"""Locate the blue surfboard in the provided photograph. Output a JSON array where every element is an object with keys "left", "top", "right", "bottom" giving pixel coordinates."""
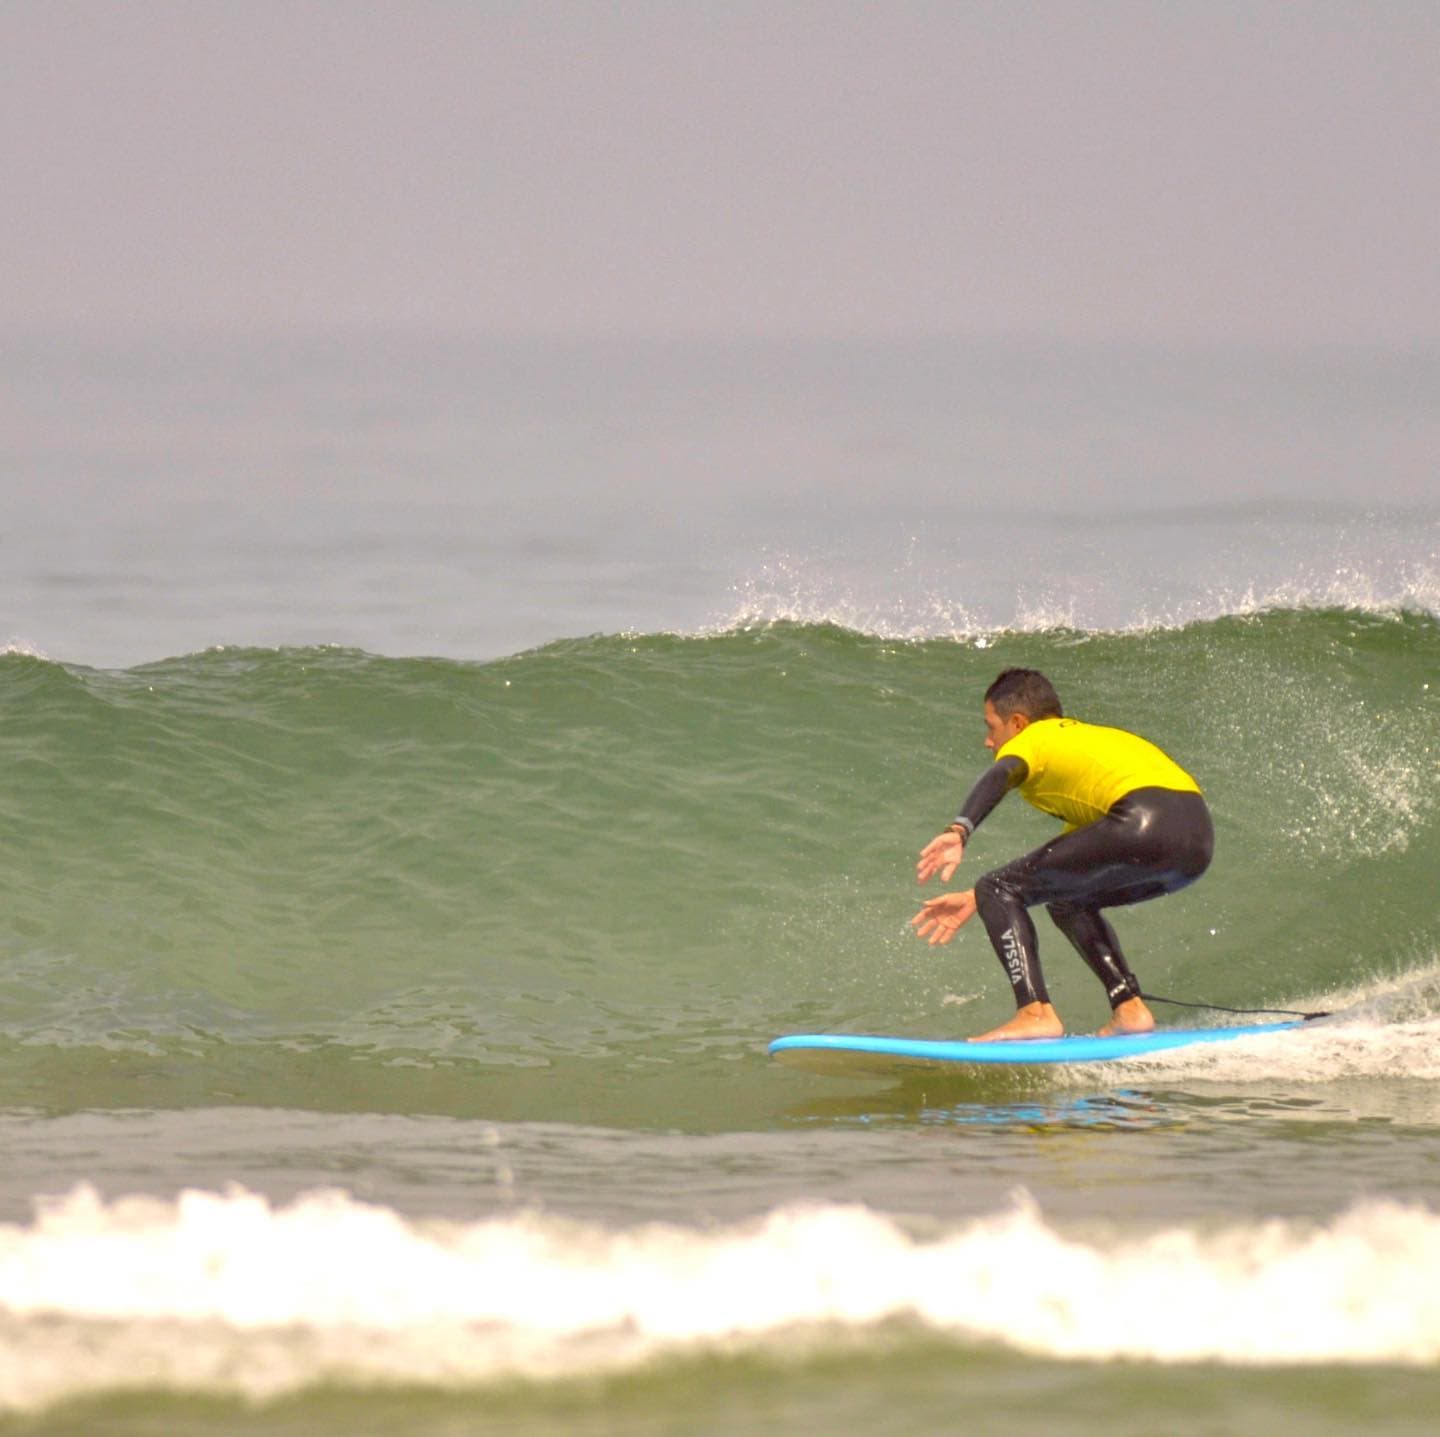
[{"left": 768, "top": 1022, "right": 1302, "bottom": 1075}]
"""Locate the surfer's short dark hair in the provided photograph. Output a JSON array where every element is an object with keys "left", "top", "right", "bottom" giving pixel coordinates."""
[{"left": 985, "top": 668, "right": 1063, "bottom": 721}]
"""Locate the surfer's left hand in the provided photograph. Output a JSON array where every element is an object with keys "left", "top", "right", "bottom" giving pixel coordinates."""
[{"left": 910, "top": 890, "right": 978, "bottom": 945}]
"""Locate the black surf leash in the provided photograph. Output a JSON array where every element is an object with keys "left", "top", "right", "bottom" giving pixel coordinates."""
[{"left": 1140, "top": 991, "right": 1332, "bottom": 1022}]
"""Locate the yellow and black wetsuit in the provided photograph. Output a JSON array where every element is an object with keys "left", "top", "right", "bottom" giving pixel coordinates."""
[{"left": 951, "top": 718, "right": 1212, "bottom": 1011}]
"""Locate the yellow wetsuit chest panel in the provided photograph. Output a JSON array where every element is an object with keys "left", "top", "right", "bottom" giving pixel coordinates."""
[{"left": 995, "top": 717, "right": 1201, "bottom": 830}]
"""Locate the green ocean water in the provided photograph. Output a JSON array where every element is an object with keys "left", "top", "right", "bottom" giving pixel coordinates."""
[
  {"left": 3, "top": 609, "right": 1436, "bottom": 1120},
  {"left": 2, "top": 608, "right": 1440, "bottom": 1432}
]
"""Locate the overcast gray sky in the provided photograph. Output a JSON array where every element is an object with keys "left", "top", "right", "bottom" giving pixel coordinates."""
[{"left": 2, "top": 1, "right": 1436, "bottom": 345}]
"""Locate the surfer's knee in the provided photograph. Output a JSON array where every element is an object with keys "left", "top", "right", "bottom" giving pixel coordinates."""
[{"left": 974, "top": 869, "right": 1021, "bottom": 920}]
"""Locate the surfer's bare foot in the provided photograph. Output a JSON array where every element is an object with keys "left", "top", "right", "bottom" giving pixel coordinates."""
[
  {"left": 969, "top": 1003, "right": 1064, "bottom": 1042},
  {"left": 1097, "top": 996, "right": 1155, "bottom": 1036}
]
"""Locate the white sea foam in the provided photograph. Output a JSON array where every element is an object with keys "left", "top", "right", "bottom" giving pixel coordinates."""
[
  {"left": 716, "top": 542, "right": 1440, "bottom": 641},
  {"left": 1095, "top": 1011, "right": 1440, "bottom": 1088},
  {"left": 1, "top": 1184, "right": 1439, "bottom": 1410}
]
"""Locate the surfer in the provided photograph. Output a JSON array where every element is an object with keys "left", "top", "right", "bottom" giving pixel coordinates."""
[{"left": 911, "top": 668, "right": 1213, "bottom": 1042}]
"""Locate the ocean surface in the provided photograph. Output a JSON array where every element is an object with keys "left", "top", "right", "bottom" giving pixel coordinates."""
[{"left": 1, "top": 335, "right": 1439, "bottom": 1434}]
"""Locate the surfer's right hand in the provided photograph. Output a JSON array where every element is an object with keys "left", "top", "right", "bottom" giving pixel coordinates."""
[{"left": 916, "top": 830, "right": 964, "bottom": 884}]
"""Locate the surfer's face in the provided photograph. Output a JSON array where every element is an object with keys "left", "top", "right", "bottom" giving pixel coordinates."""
[{"left": 983, "top": 701, "right": 1028, "bottom": 752}]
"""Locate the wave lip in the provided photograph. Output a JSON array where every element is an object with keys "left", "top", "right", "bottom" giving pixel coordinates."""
[
  {"left": 715, "top": 538, "right": 1440, "bottom": 642},
  {"left": 1, "top": 1187, "right": 1438, "bottom": 1409}
]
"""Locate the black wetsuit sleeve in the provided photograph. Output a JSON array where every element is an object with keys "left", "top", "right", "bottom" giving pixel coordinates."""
[{"left": 953, "top": 756, "right": 1028, "bottom": 837}]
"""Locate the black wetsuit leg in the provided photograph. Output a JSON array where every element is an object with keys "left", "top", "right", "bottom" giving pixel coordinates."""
[
  {"left": 1047, "top": 905, "right": 1140, "bottom": 1008},
  {"left": 972, "top": 788, "right": 1214, "bottom": 1010}
]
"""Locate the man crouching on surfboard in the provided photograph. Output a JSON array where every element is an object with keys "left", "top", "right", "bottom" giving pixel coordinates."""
[{"left": 911, "top": 668, "right": 1213, "bottom": 1042}]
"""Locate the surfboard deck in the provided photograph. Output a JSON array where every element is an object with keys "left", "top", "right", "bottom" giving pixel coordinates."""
[{"left": 768, "top": 1022, "right": 1303, "bottom": 1075}]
